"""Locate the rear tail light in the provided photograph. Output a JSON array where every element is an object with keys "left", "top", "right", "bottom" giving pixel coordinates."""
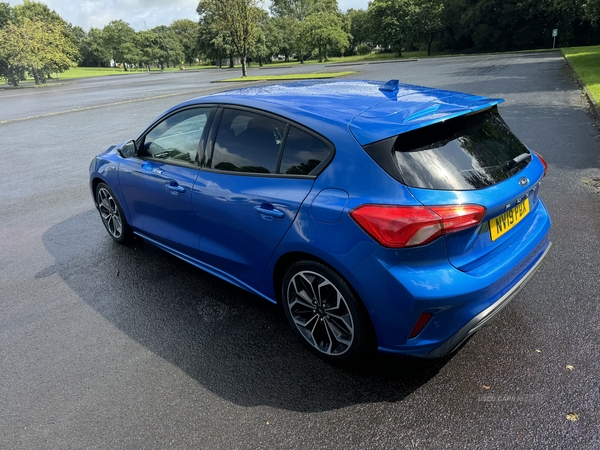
[
  {"left": 349, "top": 204, "right": 486, "bottom": 248},
  {"left": 534, "top": 151, "right": 547, "bottom": 177}
]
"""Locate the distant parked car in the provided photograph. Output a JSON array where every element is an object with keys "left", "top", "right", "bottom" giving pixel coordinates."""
[{"left": 90, "top": 80, "right": 551, "bottom": 363}]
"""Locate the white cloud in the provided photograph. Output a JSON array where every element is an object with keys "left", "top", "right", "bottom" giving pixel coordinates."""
[
  {"left": 10, "top": 0, "right": 199, "bottom": 30},
  {"left": 9, "top": 0, "right": 370, "bottom": 31}
]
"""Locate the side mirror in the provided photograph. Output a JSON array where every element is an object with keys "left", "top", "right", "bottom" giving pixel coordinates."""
[{"left": 118, "top": 140, "right": 137, "bottom": 158}]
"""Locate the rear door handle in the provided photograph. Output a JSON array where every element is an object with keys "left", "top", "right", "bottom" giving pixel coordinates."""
[{"left": 254, "top": 205, "right": 284, "bottom": 219}]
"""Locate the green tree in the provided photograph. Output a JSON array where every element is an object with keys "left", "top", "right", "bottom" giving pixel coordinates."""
[
  {"left": 152, "top": 25, "right": 184, "bottom": 69},
  {"left": 3, "top": 0, "right": 78, "bottom": 81},
  {"left": 294, "top": 20, "right": 312, "bottom": 62},
  {"left": 347, "top": 8, "right": 372, "bottom": 50},
  {"left": 136, "top": 30, "right": 161, "bottom": 69},
  {"left": 13, "top": 0, "right": 65, "bottom": 26},
  {"left": 270, "top": 0, "right": 317, "bottom": 20},
  {"left": 170, "top": 19, "right": 199, "bottom": 66},
  {"left": 271, "top": 0, "right": 343, "bottom": 62},
  {"left": 78, "top": 28, "right": 111, "bottom": 67},
  {"left": 301, "top": 11, "right": 350, "bottom": 61},
  {"left": 197, "top": 6, "right": 229, "bottom": 66},
  {"left": 0, "top": 17, "right": 77, "bottom": 85},
  {"left": 197, "top": 0, "right": 265, "bottom": 77},
  {"left": 0, "top": 2, "right": 13, "bottom": 28},
  {"left": 102, "top": 20, "right": 136, "bottom": 70},
  {"left": 368, "top": 0, "right": 417, "bottom": 56},
  {"left": 68, "top": 24, "right": 86, "bottom": 49},
  {"left": 311, "top": 0, "right": 340, "bottom": 13},
  {"left": 197, "top": 16, "right": 232, "bottom": 67},
  {"left": 250, "top": 25, "right": 268, "bottom": 65},
  {"left": 413, "top": 0, "right": 444, "bottom": 55},
  {"left": 271, "top": 17, "right": 296, "bottom": 61},
  {"left": 552, "top": 0, "right": 588, "bottom": 45},
  {"left": 251, "top": 13, "right": 281, "bottom": 64},
  {"left": 584, "top": 0, "right": 600, "bottom": 21}
]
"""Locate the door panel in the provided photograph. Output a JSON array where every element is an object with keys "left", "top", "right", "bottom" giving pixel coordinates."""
[
  {"left": 117, "top": 107, "right": 212, "bottom": 255},
  {"left": 119, "top": 159, "right": 200, "bottom": 254},
  {"left": 192, "top": 108, "right": 330, "bottom": 288},
  {"left": 193, "top": 172, "right": 314, "bottom": 288}
]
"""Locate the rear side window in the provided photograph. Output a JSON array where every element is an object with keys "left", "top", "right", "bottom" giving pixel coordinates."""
[
  {"left": 209, "top": 109, "right": 333, "bottom": 176},
  {"left": 364, "top": 109, "right": 532, "bottom": 190},
  {"left": 280, "top": 126, "right": 331, "bottom": 175},
  {"left": 211, "top": 109, "right": 285, "bottom": 174}
]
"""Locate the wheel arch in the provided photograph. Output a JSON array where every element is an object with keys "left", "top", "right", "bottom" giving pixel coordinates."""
[
  {"left": 273, "top": 251, "right": 327, "bottom": 303},
  {"left": 272, "top": 251, "right": 377, "bottom": 342},
  {"left": 91, "top": 177, "right": 105, "bottom": 206}
]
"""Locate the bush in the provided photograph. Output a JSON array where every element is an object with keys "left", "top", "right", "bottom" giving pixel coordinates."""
[{"left": 356, "top": 44, "right": 372, "bottom": 56}]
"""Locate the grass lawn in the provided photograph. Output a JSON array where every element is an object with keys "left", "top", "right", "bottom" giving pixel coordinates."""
[
  {"left": 55, "top": 65, "right": 219, "bottom": 79},
  {"left": 54, "top": 67, "right": 151, "bottom": 79},
  {"left": 563, "top": 45, "right": 600, "bottom": 104},
  {"left": 300, "top": 50, "right": 427, "bottom": 64},
  {"left": 219, "top": 71, "right": 355, "bottom": 82},
  {"left": 1, "top": 65, "right": 220, "bottom": 84}
]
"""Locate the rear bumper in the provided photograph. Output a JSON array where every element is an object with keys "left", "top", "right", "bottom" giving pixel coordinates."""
[
  {"left": 424, "top": 241, "right": 551, "bottom": 358},
  {"left": 349, "top": 199, "right": 551, "bottom": 357}
]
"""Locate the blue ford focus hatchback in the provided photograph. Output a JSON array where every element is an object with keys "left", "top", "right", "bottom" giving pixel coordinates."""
[{"left": 90, "top": 80, "right": 551, "bottom": 363}]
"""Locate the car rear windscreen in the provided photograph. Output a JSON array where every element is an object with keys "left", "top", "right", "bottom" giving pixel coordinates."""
[{"left": 363, "top": 109, "right": 532, "bottom": 190}]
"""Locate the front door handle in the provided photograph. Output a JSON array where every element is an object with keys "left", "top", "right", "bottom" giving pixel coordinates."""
[
  {"left": 254, "top": 204, "right": 284, "bottom": 219},
  {"left": 166, "top": 181, "right": 185, "bottom": 194}
]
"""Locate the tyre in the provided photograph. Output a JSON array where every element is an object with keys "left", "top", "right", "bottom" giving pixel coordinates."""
[
  {"left": 282, "top": 261, "right": 375, "bottom": 364},
  {"left": 95, "top": 182, "right": 132, "bottom": 244}
]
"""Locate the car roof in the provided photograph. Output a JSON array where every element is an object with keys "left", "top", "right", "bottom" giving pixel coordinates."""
[{"left": 176, "top": 80, "right": 503, "bottom": 145}]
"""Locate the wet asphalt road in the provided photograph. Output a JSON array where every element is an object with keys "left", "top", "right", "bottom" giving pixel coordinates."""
[{"left": 1, "top": 53, "right": 600, "bottom": 449}]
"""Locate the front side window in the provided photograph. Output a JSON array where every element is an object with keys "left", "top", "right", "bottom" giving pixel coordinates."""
[
  {"left": 211, "top": 109, "right": 285, "bottom": 174},
  {"left": 140, "top": 108, "right": 211, "bottom": 165}
]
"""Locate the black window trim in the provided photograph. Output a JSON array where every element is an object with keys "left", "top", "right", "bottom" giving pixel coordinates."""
[
  {"left": 202, "top": 104, "right": 335, "bottom": 179},
  {"left": 134, "top": 105, "right": 217, "bottom": 169}
]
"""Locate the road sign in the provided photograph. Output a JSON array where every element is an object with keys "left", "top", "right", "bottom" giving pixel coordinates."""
[{"left": 552, "top": 29, "right": 558, "bottom": 37}]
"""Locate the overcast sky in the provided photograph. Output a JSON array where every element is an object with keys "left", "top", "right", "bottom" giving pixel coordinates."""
[{"left": 9, "top": 0, "right": 370, "bottom": 31}]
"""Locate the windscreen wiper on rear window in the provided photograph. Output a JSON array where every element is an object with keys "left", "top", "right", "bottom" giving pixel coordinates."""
[{"left": 505, "top": 152, "right": 530, "bottom": 170}]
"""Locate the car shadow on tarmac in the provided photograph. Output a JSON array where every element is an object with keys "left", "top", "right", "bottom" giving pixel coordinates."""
[{"left": 38, "top": 209, "right": 453, "bottom": 413}]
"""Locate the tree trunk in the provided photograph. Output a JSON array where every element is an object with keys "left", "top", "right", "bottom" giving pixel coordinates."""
[
  {"left": 229, "top": 54, "right": 234, "bottom": 68},
  {"left": 241, "top": 55, "right": 247, "bottom": 77},
  {"left": 427, "top": 33, "right": 433, "bottom": 56},
  {"left": 31, "top": 67, "right": 41, "bottom": 85}
]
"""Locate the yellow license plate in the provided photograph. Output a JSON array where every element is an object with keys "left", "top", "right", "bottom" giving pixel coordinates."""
[{"left": 490, "top": 198, "right": 530, "bottom": 241}]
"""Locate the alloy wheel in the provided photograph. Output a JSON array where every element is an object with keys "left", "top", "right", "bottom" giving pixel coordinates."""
[
  {"left": 97, "top": 187, "right": 123, "bottom": 239},
  {"left": 286, "top": 270, "right": 355, "bottom": 356}
]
